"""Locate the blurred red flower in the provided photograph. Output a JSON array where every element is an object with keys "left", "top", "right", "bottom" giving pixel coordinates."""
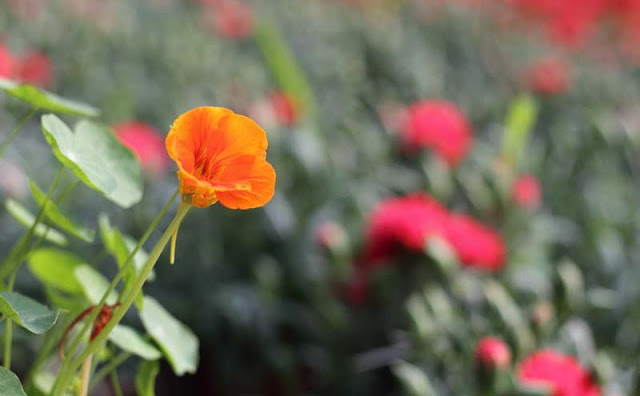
[
  {"left": 202, "top": 0, "right": 254, "bottom": 39},
  {"left": 518, "top": 350, "right": 602, "bottom": 396},
  {"left": 0, "top": 42, "right": 16, "bottom": 79},
  {"left": 512, "top": 174, "right": 541, "bottom": 209},
  {"left": 401, "top": 100, "right": 473, "bottom": 167},
  {"left": 270, "top": 92, "right": 299, "bottom": 126},
  {"left": 16, "top": 51, "right": 53, "bottom": 88},
  {"left": 361, "top": 193, "right": 449, "bottom": 268},
  {"left": 525, "top": 56, "right": 572, "bottom": 94},
  {"left": 361, "top": 193, "right": 506, "bottom": 271},
  {"left": 113, "top": 122, "right": 169, "bottom": 177},
  {"left": 444, "top": 215, "right": 505, "bottom": 272},
  {"left": 475, "top": 337, "right": 511, "bottom": 369}
]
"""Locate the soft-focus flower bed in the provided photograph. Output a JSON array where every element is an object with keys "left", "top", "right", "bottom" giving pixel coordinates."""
[{"left": 1, "top": 0, "right": 640, "bottom": 395}]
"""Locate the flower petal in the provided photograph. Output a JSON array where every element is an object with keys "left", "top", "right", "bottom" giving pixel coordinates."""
[{"left": 216, "top": 156, "right": 276, "bottom": 209}]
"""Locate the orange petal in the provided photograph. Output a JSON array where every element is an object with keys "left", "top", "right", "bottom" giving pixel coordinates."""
[{"left": 216, "top": 156, "right": 276, "bottom": 209}]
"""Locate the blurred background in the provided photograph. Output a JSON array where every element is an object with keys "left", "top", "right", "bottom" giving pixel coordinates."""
[{"left": 1, "top": 0, "right": 640, "bottom": 394}]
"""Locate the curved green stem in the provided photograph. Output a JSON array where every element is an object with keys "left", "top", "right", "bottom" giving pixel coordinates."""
[
  {"left": 52, "top": 190, "right": 180, "bottom": 395},
  {"left": 88, "top": 351, "right": 130, "bottom": 391},
  {"left": 0, "top": 107, "right": 37, "bottom": 158},
  {"left": 53, "top": 202, "right": 190, "bottom": 396}
]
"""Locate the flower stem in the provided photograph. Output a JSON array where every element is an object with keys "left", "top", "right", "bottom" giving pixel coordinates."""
[
  {"left": 88, "top": 351, "right": 130, "bottom": 391},
  {"left": 0, "top": 107, "right": 37, "bottom": 159},
  {"left": 52, "top": 193, "right": 188, "bottom": 396},
  {"left": 79, "top": 354, "right": 93, "bottom": 396},
  {"left": 59, "top": 191, "right": 179, "bottom": 365}
]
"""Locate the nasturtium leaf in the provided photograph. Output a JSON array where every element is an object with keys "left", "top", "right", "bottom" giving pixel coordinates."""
[
  {"left": 502, "top": 94, "right": 538, "bottom": 165},
  {"left": 28, "top": 248, "right": 84, "bottom": 293},
  {"left": 74, "top": 265, "right": 118, "bottom": 305},
  {"left": 41, "top": 114, "right": 143, "bottom": 208},
  {"left": 5, "top": 199, "right": 67, "bottom": 246},
  {"left": 29, "top": 181, "right": 95, "bottom": 242},
  {"left": 0, "top": 366, "right": 27, "bottom": 396},
  {"left": 139, "top": 296, "right": 199, "bottom": 376},
  {"left": 0, "top": 292, "right": 59, "bottom": 334},
  {"left": 109, "top": 325, "right": 162, "bottom": 360},
  {"left": 0, "top": 78, "right": 98, "bottom": 117},
  {"left": 135, "top": 360, "right": 160, "bottom": 396}
]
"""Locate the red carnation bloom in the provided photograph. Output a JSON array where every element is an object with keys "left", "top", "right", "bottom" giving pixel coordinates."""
[
  {"left": 518, "top": 350, "right": 602, "bottom": 396},
  {"left": 0, "top": 42, "right": 16, "bottom": 79},
  {"left": 512, "top": 175, "right": 541, "bottom": 209},
  {"left": 475, "top": 337, "right": 511, "bottom": 369},
  {"left": 444, "top": 214, "right": 505, "bottom": 272},
  {"left": 361, "top": 193, "right": 506, "bottom": 271},
  {"left": 401, "top": 100, "right": 473, "bottom": 167},
  {"left": 16, "top": 51, "right": 53, "bottom": 88},
  {"left": 113, "top": 122, "right": 169, "bottom": 177},
  {"left": 525, "top": 56, "right": 572, "bottom": 94},
  {"left": 361, "top": 193, "right": 449, "bottom": 268}
]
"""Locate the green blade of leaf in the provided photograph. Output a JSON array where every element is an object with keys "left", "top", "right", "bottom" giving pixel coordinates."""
[
  {"left": 74, "top": 265, "right": 119, "bottom": 305},
  {"left": 0, "top": 366, "right": 27, "bottom": 396},
  {"left": 0, "top": 78, "right": 98, "bottom": 117},
  {"left": 502, "top": 94, "right": 538, "bottom": 166},
  {"left": 139, "top": 296, "right": 199, "bottom": 376},
  {"left": 41, "top": 114, "right": 143, "bottom": 208},
  {"left": 29, "top": 180, "right": 95, "bottom": 242},
  {"left": 5, "top": 199, "right": 67, "bottom": 246},
  {"left": 391, "top": 361, "right": 436, "bottom": 396},
  {"left": 109, "top": 325, "right": 161, "bottom": 360},
  {"left": 135, "top": 360, "right": 160, "bottom": 396},
  {"left": 0, "top": 292, "right": 59, "bottom": 334},
  {"left": 27, "top": 248, "right": 85, "bottom": 293}
]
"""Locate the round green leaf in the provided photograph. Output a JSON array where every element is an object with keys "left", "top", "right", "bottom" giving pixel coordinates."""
[
  {"left": 74, "top": 265, "right": 119, "bottom": 305},
  {"left": 0, "top": 292, "right": 59, "bottom": 334},
  {"left": 0, "top": 367, "right": 27, "bottom": 396},
  {"left": 109, "top": 325, "right": 162, "bottom": 360},
  {"left": 28, "top": 248, "right": 85, "bottom": 294},
  {"left": 41, "top": 114, "right": 143, "bottom": 208},
  {"left": 5, "top": 199, "right": 67, "bottom": 246},
  {"left": 0, "top": 78, "right": 98, "bottom": 117},
  {"left": 139, "top": 296, "right": 199, "bottom": 376},
  {"left": 29, "top": 180, "right": 95, "bottom": 242}
]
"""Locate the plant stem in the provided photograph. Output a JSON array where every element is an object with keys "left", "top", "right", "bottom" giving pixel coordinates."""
[
  {"left": 3, "top": 314, "right": 11, "bottom": 369},
  {"left": 60, "top": 191, "right": 178, "bottom": 364},
  {"left": 110, "top": 371, "right": 124, "bottom": 396},
  {"left": 51, "top": 191, "right": 182, "bottom": 396},
  {"left": 88, "top": 351, "right": 130, "bottom": 391},
  {"left": 0, "top": 107, "right": 37, "bottom": 158},
  {"left": 0, "top": 164, "right": 65, "bottom": 282},
  {"left": 54, "top": 203, "right": 190, "bottom": 396},
  {"left": 79, "top": 354, "right": 93, "bottom": 396}
]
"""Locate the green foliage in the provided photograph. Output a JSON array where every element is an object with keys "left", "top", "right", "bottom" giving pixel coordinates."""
[
  {"left": 5, "top": 200, "right": 67, "bottom": 246},
  {"left": 0, "top": 79, "right": 98, "bottom": 117},
  {"left": 0, "top": 367, "right": 27, "bottom": 396},
  {"left": 135, "top": 360, "right": 160, "bottom": 396},
  {"left": 0, "top": 292, "right": 59, "bottom": 334},
  {"left": 27, "top": 248, "right": 84, "bottom": 293},
  {"left": 139, "top": 296, "right": 199, "bottom": 376},
  {"left": 40, "top": 115, "right": 143, "bottom": 208},
  {"left": 29, "top": 181, "right": 94, "bottom": 242},
  {"left": 108, "top": 325, "right": 161, "bottom": 361}
]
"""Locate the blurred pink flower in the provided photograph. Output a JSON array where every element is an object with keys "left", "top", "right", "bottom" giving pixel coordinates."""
[
  {"left": 401, "top": 100, "right": 473, "bottom": 167},
  {"left": 512, "top": 174, "right": 541, "bottom": 209},
  {"left": 518, "top": 350, "right": 602, "bottom": 396},
  {"left": 475, "top": 337, "right": 511, "bottom": 369},
  {"left": 315, "top": 221, "right": 348, "bottom": 251},
  {"left": 525, "top": 56, "right": 572, "bottom": 94},
  {"left": 360, "top": 193, "right": 506, "bottom": 271},
  {"left": 113, "top": 122, "right": 169, "bottom": 177},
  {"left": 16, "top": 51, "right": 53, "bottom": 88},
  {"left": 0, "top": 42, "right": 16, "bottom": 79},
  {"left": 270, "top": 92, "right": 299, "bottom": 126},
  {"left": 0, "top": 161, "right": 28, "bottom": 199},
  {"left": 202, "top": 0, "right": 254, "bottom": 39},
  {"left": 443, "top": 214, "right": 506, "bottom": 272}
]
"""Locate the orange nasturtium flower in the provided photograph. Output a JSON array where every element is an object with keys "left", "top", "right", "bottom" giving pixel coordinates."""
[{"left": 166, "top": 107, "right": 276, "bottom": 209}]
